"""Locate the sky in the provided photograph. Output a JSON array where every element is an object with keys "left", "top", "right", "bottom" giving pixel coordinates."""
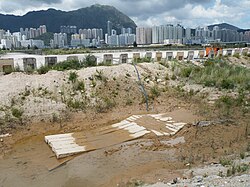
[{"left": 0, "top": 0, "right": 249, "bottom": 29}]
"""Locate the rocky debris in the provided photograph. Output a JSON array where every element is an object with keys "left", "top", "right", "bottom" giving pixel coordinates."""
[
  {"left": 144, "top": 155, "right": 250, "bottom": 187},
  {"left": 160, "top": 137, "right": 185, "bottom": 146},
  {"left": 144, "top": 174, "right": 250, "bottom": 187},
  {"left": 194, "top": 119, "right": 235, "bottom": 127}
]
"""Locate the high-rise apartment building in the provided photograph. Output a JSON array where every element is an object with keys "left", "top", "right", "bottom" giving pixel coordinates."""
[
  {"left": 107, "top": 21, "right": 112, "bottom": 36},
  {"left": 152, "top": 26, "right": 159, "bottom": 44},
  {"left": 60, "top": 26, "right": 77, "bottom": 34},
  {"left": 53, "top": 33, "right": 67, "bottom": 48}
]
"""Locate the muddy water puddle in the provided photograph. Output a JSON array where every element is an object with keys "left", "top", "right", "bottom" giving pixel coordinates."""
[
  {"left": 0, "top": 109, "right": 200, "bottom": 186},
  {"left": 0, "top": 134, "right": 182, "bottom": 187}
]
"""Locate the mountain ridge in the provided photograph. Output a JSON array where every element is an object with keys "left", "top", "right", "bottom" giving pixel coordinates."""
[
  {"left": 0, "top": 4, "right": 137, "bottom": 33},
  {"left": 207, "top": 23, "right": 249, "bottom": 33}
]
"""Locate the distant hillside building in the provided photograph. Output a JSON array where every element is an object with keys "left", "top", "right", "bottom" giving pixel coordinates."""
[
  {"left": 136, "top": 27, "right": 152, "bottom": 45},
  {"left": 20, "top": 25, "right": 47, "bottom": 39},
  {"left": 20, "top": 39, "right": 44, "bottom": 48},
  {"left": 60, "top": 26, "right": 77, "bottom": 34},
  {"left": 52, "top": 33, "right": 68, "bottom": 48}
]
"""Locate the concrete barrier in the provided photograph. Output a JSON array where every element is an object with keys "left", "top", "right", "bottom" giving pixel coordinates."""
[
  {"left": 176, "top": 52, "right": 184, "bottom": 61},
  {"left": 103, "top": 54, "right": 113, "bottom": 64},
  {"left": 187, "top": 51, "right": 194, "bottom": 60},
  {"left": 234, "top": 49, "right": 240, "bottom": 55},
  {"left": 45, "top": 57, "right": 57, "bottom": 67},
  {"left": 156, "top": 52, "right": 162, "bottom": 61},
  {"left": 208, "top": 50, "right": 215, "bottom": 58},
  {"left": 145, "top": 52, "right": 152, "bottom": 59},
  {"left": 242, "top": 48, "right": 249, "bottom": 55},
  {"left": 23, "top": 57, "right": 37, "bottom": 71},
  {"left": 119, "top": 54, "right": 128, "bottom": 64},
  {"left": 166, "top": 52, "right": 173, "bottom": 60},
  {"left": 86, "top": 55, "right": 97, "bottom": 65},
  {"left": 198, "top": 51, "right": 205, "bottom": 59},
  {"left": 226, "top": 49, "right": 233, "bottom": 56},
  {"left": 133, "top": 53, "right": 141, "bottom": 62},
  {"left": 0, "top": 58, "right": 14, "bottom": 75},
  {"left": 217, "top": 50, "right": 223, "bottom": 57}
]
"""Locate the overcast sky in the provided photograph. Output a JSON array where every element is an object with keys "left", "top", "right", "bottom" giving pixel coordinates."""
[{"left": 0, "top": 0, "right": 249, "bottom": 28}]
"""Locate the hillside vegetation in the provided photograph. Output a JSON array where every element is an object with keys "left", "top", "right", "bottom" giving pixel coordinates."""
[{"left": 0, "top": 4, "right": 137, "bottom": 33}]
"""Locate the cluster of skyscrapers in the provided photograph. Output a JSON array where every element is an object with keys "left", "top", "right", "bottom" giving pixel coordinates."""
[
  {"left": 136, "top": 24, "right": 250, "bottom": 45},
  {"left": 50, "top": 21, "right": 136, "bottom": 48},
  {"left": 0, "top": 25, "right": 47, "bottom": 49},
  {"left": 70, "top": 28, "right": 104, "bottom": 47},
  {"left": 104, "top": 21, "right": 136, "bottom": 47},
  {"left": 20, "top": 25, "right": 47, "bottom": 40},
  {"left": 1, "top": 22, "right": 250, "bottom": 49}
]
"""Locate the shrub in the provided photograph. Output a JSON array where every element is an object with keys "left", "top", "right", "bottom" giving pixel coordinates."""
[
  {"left": 180, "top": 67, "right": 192, "bottom": 78},
  {"left": 125, "top": 98, "right": 133, "bottom": 106},
  {"left": 220, "top": 79, "right": 235, "bottom": 89},
  {"left": 52, "top": 60, "right": 84, "bottom": 71},
  {"left": 11, "top": 108, "right": 23, "bottom": 118},
  {"left": 37, "top": 66, "right": 50, "bottom": 74},
  {"left": 75, "top": 80, "right": 85, "bottom": 92},
  {"left": 84, "top": 55, "right": 97, "bottom": 67},
  {"left": 219, "top": 158, "right": 232, "bottom": 166},
  {"left": 96, "top": 97, "right": 116, "bottom": 113},
  {"left": 204, "top": 79, "right": 216, "bottom": 87},
  {"left": 25, "top": 66, "right": 34, "bottom": 74},
  {"left": 94, "top": 70, "right": 107, "bottom": 82},
  {"left": 150, "top": 85, "right": 160, "bottom": 99},
  {"left": 98, "top": 61, "right": 112, "bottom": 66},
  {"left": 67, "top": 99, "right": 86, "bottom": 110},
  {"left": 142, "top": 57, "right": 151, "bottom": 63},
  {"left": 233, "top": 53, "right": 240, "bottom": 59},
  {"left": 68, "top": 72, "right": 78, "bottom": 83},
  {"left": 3, "top": 66, "right": 13, "bottom": 75},
  {"left": 240, "top": 152, "right": 245, "bottom": 159},
  {"left": 171, "top": 74, "right": 177, "bottom": 80}
]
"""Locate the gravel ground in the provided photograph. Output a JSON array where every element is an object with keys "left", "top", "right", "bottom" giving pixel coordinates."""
[
  {"left": 145, "top": 174, "right": 250, "bottom": 187},
  {"left": 145, "top": 156, "right": 250, "bottom": 187}
]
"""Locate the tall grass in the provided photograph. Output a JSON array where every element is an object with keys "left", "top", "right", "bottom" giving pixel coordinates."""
[{"left": 178, "top": 60, "right": 250, "bottom": 90}]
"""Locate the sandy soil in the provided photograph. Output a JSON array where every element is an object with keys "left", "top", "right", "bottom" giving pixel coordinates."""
[{"left": 0, "top": 62, "right": 249, "bottom": 186}]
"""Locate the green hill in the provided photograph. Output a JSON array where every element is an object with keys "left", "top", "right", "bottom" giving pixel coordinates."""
[{"left": 0, "top": 4, "right": 137, "bottom": 33}]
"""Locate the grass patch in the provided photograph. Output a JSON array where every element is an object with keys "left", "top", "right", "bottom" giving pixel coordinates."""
[
  {"left": 215, "top": 93, "right": 249, "bottom": 116},
  {"left": 54, "top": 60, "right": 84, "bottom": 71},
  {"left": 96, "top": 97, "right": 116, "bottom": 113},
  {"left": 219, "top": 158, "right": 232, "bottom": 166},
  {"left": 150, "top": 85, "right": 161, "bottom": 99},
  {"left": 94, "top": 70, "right": 108, "bottom": 83},
  {"left": 177, "top": 60, "right": 250, "bottom": 90},
  {"left": 233, "top": 53, "right": 240, "bottom": 59},
  {"left": 180, "top": 67, "right": 193, "bottom": 78},
  {"left": 37, "top": 66, "right": 50, "bottom": 74},
  {"left": 74, "top": 80, "right": 85, "bottom": 92},
  {"left": 66, "top": 99, "right": 86, "bottom": 110},
  {"left": 43, "top": 48, "right": 91, "bottom": 55},
  {"left": 240, "top": 152, "right": 245, "bottom": 159}
]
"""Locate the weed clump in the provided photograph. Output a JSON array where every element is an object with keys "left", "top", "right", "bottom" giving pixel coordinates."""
[{"left": 11, "top": 108, "right": 23, "bottom": 118}]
